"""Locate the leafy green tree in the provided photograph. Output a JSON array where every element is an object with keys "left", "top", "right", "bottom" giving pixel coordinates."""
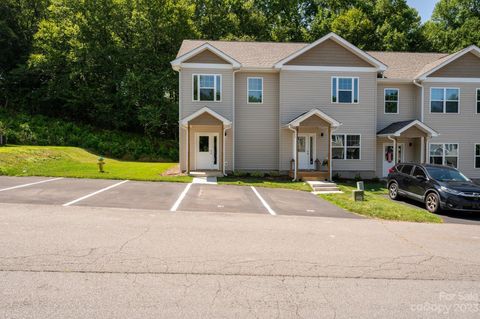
[{"left": 424, "top": 0, "right": 480, "bottom": 52}]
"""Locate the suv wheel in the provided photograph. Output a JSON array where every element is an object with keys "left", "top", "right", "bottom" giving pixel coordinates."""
[
  {"left": 388, "top": 182, "right": 400, "bottom": 200},
  {"left": 425, "top": 192, "right": 440, "bottom": 213}
]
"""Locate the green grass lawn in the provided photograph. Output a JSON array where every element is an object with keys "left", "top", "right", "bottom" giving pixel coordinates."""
[
  {"left": 320, "top": 181, "right": 443, "bottom": 223},
  {"left": 218, "top": 176, "right": 311, "bottom": 191},
  {"left": 0, "top": 145, "right": 191, "bottom": 183}
]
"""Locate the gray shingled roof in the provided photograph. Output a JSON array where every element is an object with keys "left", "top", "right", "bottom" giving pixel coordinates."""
[
  {"left": 377, "top": 120, "right": 417, "bottom": 135},
  {"left": 177, "top": 39, "right": 454, "bottom": 80}
]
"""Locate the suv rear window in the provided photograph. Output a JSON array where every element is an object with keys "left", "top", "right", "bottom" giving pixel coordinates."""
[{"left": 401, "top": 164, "right": 414, "bottom": 175}]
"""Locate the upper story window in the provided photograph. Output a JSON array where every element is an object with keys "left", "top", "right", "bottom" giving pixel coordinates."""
[
  {"left": 193, "top": 74, "right": 221, "bottom": 102},
  {"left": 332, "top": 134, "right": 361, "bottom": 160},
  {"left": 332, "top": 77, "right": 359, "bottom": 104},
  {"left": 477, "top": 89, "right": 480, "bottom": 114},
  {"left": 429, "top": 143, "right": 459, "bottom": 168},
  {"left": 247, "top": 77, "right": 263, "bottom": 104},
  {"left": 430, "top": 88, "right": 459, "bottom": 113},
  {"left": 384, "top": 88, "right": 399, "bottom": 114}
]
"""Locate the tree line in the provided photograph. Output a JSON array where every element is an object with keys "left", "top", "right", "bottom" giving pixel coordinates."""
[{"left": 1, "top": 0, "right": 479, "bottom": 140}]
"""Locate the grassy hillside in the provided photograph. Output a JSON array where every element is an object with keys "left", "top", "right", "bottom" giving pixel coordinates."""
[
  {"left": 0, "top": 110, "right": 178, "bottom": 161},
  {"left": 0, "top": 145, "right": 190, "bottom": 182}
]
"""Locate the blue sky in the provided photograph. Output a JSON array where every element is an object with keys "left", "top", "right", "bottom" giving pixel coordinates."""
[{"left": 407, "top": 0, "right": 440, "bottom": 22}]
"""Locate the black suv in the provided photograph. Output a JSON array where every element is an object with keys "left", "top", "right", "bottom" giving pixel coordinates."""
[{"left": 387, "top": 163, "right": 480, "bottom": 213}]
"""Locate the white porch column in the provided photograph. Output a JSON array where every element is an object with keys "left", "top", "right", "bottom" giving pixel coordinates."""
[
  {"left": 329, "top": 126, "right": 332, "bottom": 181},
  {"left": 393, "top": 138, "right": 397, "bottom": 164},
  {"left": 420, "top": 136, "right": 425, "bottom": 164},
  {"left": 294, "top": 127, "right": 298, "bottom": 181}
]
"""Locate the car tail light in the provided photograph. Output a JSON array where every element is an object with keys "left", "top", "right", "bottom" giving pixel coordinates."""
[{"left": 388, "top": 167, "right": 396, "bottom": 174}]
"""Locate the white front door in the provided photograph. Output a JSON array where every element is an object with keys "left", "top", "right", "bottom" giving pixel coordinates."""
[
  {"left": 382, "top": 143, "right": 404, "bottom": 177},
  {"left": 298, "top": 134, "right": 316, "bottom": 170},
  {"left": 196, "top": 133, "right": 219, "bottom": 170}
]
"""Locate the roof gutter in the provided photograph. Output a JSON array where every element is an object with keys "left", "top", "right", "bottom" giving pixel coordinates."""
[{"left": 413, "top": 79, "right": 424, "bottom": 122}]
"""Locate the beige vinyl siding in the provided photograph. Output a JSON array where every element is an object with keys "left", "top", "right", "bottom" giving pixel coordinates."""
[
  {"left": 235, "top": 72, "right": 279, "bottom": 170},
  {"left": 429, "top": 53, "right": 480, "bottom": 78},
  {"left": 184, "top": 50, "right": 230, "bottom": 64},
  {"left": 423, "top": 81, "right": 480, "bottom": 178},
  {"left": 279, "top": 70, "right": 377, "bottom": 172},
  {"left": 179, "top": 68, "right": 233, "bottom": 171},
  {"left": 285, "top": 39, "right": 373, "bottom": 67},
  {"left": 377, "top": 83, "right": 419, "bottom": 131}
]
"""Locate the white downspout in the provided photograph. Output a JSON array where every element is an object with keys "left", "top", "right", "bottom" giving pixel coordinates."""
[
  {"left": 232, "top": 69, "right": 240, "bottom": 173},
  {"left": 413, "top": 80, "right": 424, "bottom": 122},
  {"left": 287, "top": 126, "right": 297, "bottom": 181},
  {"left": 222, "top": 127, "right": 227, "bottom": 176}
]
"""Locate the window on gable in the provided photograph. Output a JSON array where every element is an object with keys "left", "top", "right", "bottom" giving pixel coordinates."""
[
  {"left": 247, "top": 77, "right": 263, "bottom": 104},
  {"left": 332, "top": 134, "right": 360, "bottom": 160},
  {"left": 332, "top": 77, "right": 358, "bottom": 104},
  {"left": 384, "top": 88, "right": 399, "bottom": 114},
  {"left": 430, "top": 88, "right": 459, "bottom": 113},
  {"left": 429, "top": 143, "right": 459, "bottom": 168},
  {"left": 193, "top": 74, "right": 221, "bottom": 102}
]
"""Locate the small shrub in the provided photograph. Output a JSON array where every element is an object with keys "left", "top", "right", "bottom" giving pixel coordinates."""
[
  {"left": 354, "top": 174, "right": 362, "bottom": 182},
  {"left": 267, "top": 171, "right": 280, "bottom": 177},
  {"left": 370, "top": 177, "right": 380, "bottom": 183},
  {"left": 250, "top": 171, "right": 265, "bottom": 178},
  {"left": 333, "top": 172, "right": 341, "bottom": 181}
]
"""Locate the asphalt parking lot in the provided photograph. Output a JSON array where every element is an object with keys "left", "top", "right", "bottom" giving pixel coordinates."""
[{"left": 0, "top": 176, "right": 356, "bottom": 219}]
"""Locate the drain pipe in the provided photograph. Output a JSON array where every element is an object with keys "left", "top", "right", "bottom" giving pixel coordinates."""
[
  {"left": 232, "top": 69, "right": 240, "bottom": 173},
  {"left": 287, "top": 125, "right": 297, "bottom": 181},
  {"left": 413, "top": 80, "right": 424, "bottom": 122}
]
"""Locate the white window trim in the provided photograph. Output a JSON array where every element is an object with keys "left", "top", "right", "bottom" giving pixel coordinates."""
[
  {"left": 247, "top": 77, "right": 263, "bottom": 104},
  {"left": 475, "top": 144, "right": 480, "bottom": 169},
  {"left": 384, "top": 88, "right": 400, "bottom": 114},
  {"left": 331, "top": 77, "right": 359, "bottom": 104},
  {"left": 476, "top": 88, "right": 480, "bottom": 114},
  {"left": 332, "top": 133, "right": 362, "bottom": 160},
  {"left": 192, "top": 74, "right": 222, "bottom": 102},
  {"left": 428, "top": 143, "right": 460, "bottom": 168},
  {"left": 429, "top": 87, "right": 460, "bottom": 114}
]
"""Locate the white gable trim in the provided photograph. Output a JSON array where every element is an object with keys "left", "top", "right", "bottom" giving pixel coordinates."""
[
  {"left": 274, "top": 32, "right": 387, "bottom": 71},
  {"left": 171, "top": 43, "right": 241, "bottom": 71},
  {"left": 181, "top": 63, "right": 233, "bottom": 70},
  {"left": 378, "top": 120, "right": 439, "bottom": 137},
  {"left": 281, "top": 65, "right": 377, "bottom": 72},
  {"left": 180, "top": 107, "right": 232, "bottom": 128},
  {"left": 286, "top": 109, "right": 342, "bottom": 128},
  {"left": 417, "top": 45, "right": 480, "bottom": 80},
  {"left": 423, "top": 77, "right": 480, "bottom": 83}
]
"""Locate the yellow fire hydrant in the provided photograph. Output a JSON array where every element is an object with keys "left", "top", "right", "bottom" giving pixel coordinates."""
[{"left": 97, "top": 157, "right": 105, "bottom": 173}]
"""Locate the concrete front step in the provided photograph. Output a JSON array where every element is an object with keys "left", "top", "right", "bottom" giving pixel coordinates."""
[
  {"left": 189, "top": 171, "right": 224, "bottom": 177},
  {"left": 307, "top": 181, "right": 342, "bottom": 194}
]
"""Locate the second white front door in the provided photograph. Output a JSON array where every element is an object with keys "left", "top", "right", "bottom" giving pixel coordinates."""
[
  {"left": 298, "top": 133, "right": 316, "bottom": 170},
  {"left": 382, "top": 143, "right": 404, "bottom": 177},
  {"left": 196, "top": 133, "right": 219, "bottom": 170}
]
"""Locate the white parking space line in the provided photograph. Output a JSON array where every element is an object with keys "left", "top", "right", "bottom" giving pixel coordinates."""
[
  {"left": 170, "top": 183, "right": 192, "bottom": 212},
  {"left": 251, "top": 186, "right": 276, "bottom": 216},
  {"left": 0, "top": 177, "right": 64, "bottom": 192},
  {"left": 63, "top": 180, "right": 129, "bottom": 207}
]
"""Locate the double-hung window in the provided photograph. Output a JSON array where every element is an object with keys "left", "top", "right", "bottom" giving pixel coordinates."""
[
  {"left": 430, "top": 88, "right": 459, "bottom": 113},
  {"left": 332, "top": 134, "right": 361, "bottom": 160},
  {"left": 476, "top": 89, "right": 480, "bottom": 114},
  {"left": 429, "top": 143, "right": 459, "bottom": 168},
  {"left": 384, "top": 88, "right": 399, "bottom": 114},
  {"left": 193, "top": 74, "right": 221, "bottom": 102},
  {"left": 247, "top": 77, "right": 263, "bottom": 104},
  {"left": 332, "top": 77, "right": 359, "bottom": 104},
  {"left": 475, "top": 144, "right": 480, "bottom": 169}
]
